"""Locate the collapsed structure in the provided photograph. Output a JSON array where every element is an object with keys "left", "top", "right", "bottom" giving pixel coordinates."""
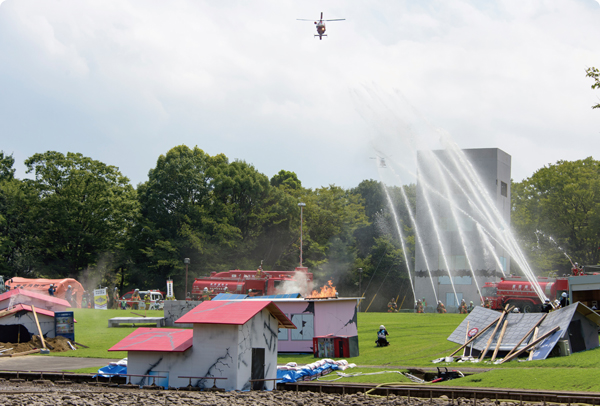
[
  {"left": 0, "top": 289, "right": 71, "bottom": 342},
  {"left": 447, "top": 303, "right": 600, "bottom": 361}
]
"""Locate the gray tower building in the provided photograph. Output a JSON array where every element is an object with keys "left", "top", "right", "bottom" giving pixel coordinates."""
[{"left": 414, "top": 148, "right": 511, "bottom": 312}]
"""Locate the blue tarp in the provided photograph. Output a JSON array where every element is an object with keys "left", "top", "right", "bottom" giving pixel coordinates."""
[
  {"left": 97, "top": 363, "right": 127, "bottom": 377},
  {"left": 276, "top": 362, "right": 340, "bottom": 383}
]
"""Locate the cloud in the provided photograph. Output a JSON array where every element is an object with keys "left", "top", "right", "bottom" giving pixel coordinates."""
[{"left": 0, "top": 0, "right": 599, "bottom": 188}]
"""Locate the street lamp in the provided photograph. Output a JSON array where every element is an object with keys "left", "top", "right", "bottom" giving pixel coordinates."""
[
  {"left": 298, "top": 202, "right": 306, "bottom": 267},
  {"left": 358, "top": 268, "right": 363, "bottom": 312},
  {"left": 184, "top": 258, "right": 190, "bottom": 300}
]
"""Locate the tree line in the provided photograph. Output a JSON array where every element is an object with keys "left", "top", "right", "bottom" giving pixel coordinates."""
[
  {"left": 0, "top": 146, "right": 416, "bottom": 311},
  {"left": 1, "top": 145, "right": 598, "bottom": 310}
]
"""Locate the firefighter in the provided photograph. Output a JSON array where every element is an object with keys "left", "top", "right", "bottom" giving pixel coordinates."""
[
  {"left": 388, "top": 298, "right": 398, "bottom": 313},
  {"left": 144, "top": 292, "right": 152, "bottom": 310},
  {"left": 560, "top": 292, "right": 569, "bottom": 308},
  {"left": 458, "top": 299, "right": 467, "bottom": 314},
  {"left": 467, "top": 301, "right": 475, "bottom": 313},
  {"left": 131, "top": 289, "right": 141, "bottom": 310},
  {"left": 484, "top": 298, "right": 491, "bottom": 309},
  {"left": 542, "top": 298, "right": 552, "bottom": 313},
  {"left": 422, "top": 297, "right": 427, "bottom": 309},
  {"left": 376, "top": 325, "right": 390, "bottom": 346},
  {"left": 256, "top": 265, "right": 263, "bottom": 278},
  {"left": 202, "top": 287, "right": 211, "bottom": 301},
  {"left": 417, "top": 300, "right": 424, "bottom": 313},
  {"left": 437, "top": 300, "right": 447, "bottom": 313}
]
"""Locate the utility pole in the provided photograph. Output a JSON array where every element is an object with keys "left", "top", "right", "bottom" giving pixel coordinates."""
[
  {"left": 358, "top": 268, "right": 363, "bottom": 312},
  {"left": 298, "top": 202, "right": 306, "bottom": 267},
  {"left": 184, "top": 258, "right": 190, "bottom": 300}
]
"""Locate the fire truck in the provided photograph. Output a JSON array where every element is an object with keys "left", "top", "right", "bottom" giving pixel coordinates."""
[
  {"left": 481, "top": 275, "right": 570, "bottom": 313},
  {"left": 190, "top": 266, "right": 313, "bottom": 300}
]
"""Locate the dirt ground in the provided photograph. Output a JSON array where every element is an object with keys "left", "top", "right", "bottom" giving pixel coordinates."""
[{"left": 0, "top": 335, "right": 74, "bottom": 355}]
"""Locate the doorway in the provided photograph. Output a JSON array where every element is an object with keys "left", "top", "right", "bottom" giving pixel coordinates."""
[{"left": 251, "top": 348, "right": 265, "bottom": 390}]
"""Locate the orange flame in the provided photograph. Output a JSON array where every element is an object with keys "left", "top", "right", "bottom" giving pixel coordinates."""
[{"left": 307, "top": 280, "right": 337, "bottom": 298}]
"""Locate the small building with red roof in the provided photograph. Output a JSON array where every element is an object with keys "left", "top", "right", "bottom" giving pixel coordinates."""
[
  {"left": 0, "top": 303, "right": 59, "bottom": 342},
  {"left": 109, "top": 300, "right": 295, "bottom": 391},
  {"left": 0, "top": 288, "right": 70, "bottom": 312}
]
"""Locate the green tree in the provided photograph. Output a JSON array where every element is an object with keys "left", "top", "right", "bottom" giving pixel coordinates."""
[
  {"left": 24, "top": 151, "right": 138, "bottom": 278},
  {"left": 512, "top": 157, "right": 600, "bottom": 273},
  {"left": 587, "top": 67, "right": 600, "bottom": 109}
]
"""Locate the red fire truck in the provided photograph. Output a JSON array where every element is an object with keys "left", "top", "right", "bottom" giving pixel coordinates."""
[
  {"left": 481, "top": 276, "right": 569, "bottom": 313},
  {"left": 190, "top": 266, "right": 313, "bottom": 300}
]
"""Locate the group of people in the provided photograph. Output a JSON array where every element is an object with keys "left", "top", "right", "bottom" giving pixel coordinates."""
[
  {"left": 414, "top": 297, "right": 475, "bottom": 314},
  {"left": 543, "top": 292, "right": 570, "bottom": 313}
]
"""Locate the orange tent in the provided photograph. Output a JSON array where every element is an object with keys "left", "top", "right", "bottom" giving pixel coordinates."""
[{"left": 5, "top": 277, "right": 84, "bottom": 308}]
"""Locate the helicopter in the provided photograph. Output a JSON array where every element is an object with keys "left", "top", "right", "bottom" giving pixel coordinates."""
[
  {"left": 297, "top": 12, "right": 345, "bottom": 40},
  {"left": 370, "top": 156, "right": 387, "bottom": 168}
]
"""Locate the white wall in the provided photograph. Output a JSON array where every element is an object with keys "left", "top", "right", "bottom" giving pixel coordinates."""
[{"left": 0, "top": 312, "right": 55, "bottom": 338}]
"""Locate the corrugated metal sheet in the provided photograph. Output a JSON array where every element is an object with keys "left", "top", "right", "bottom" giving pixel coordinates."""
[
  {"left": 175, "top": 300, "right": 296, "bottom": 329},
  {"left": 246, "top": 293, "right": 302, "bottom": 299},
  {"left": 212, "top": 293, "right": 248, "bottom": 301},
  {"left": 109, "top": 328, "right": 193, "bottom": 352}
]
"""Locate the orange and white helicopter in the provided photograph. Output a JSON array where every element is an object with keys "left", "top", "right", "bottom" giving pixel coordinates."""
[{"left": 297, "top": 12, "right": 345, "bottom": 40}]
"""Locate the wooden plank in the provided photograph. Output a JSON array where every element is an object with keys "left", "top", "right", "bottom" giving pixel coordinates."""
[
  {"left": 499, "top": 326, "right": 560, "bottom": 364},
  {"left": 505, "top": 314, "right": 547, "bottom": 359},
  {"left": 30, "top": 305, "right": 47, "bottom": 349},
  {"left": 462, "top": 321, "right": 470, "bottom": 357},
  {"left": 528, "top": 327, "right": 539, "bottom": 361},
  {"left": 0, "top": 349, "right": 41, "bottom": 358},
  {"left": 479, "top": 305, "right": 512, "bottom": 361},
  {"left": 491, "top": 320, "right": 508, "bottom": 362}
]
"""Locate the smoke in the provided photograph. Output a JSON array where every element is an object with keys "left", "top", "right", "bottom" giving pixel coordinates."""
[
  {"left": 78, "top": 252, "right": 117, "bottom": 293},
  {"left": 275, "top": 271, "right": 313, "bottom": 296}
]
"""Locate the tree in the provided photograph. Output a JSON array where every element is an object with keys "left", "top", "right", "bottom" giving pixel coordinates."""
[
  {"left": 587, "top": 67, "right": 600, "bottom": 109},
  {"left": 24, "top": 151, "right": 138, "bottom": 278},
  {"left": 512, "top": 157, "right": 600, "bottom": 274}
]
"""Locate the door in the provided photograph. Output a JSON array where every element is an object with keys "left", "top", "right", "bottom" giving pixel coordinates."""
[
  {"left": 568, "top": 320, "right": 586, "bottom": 353},
  {"left": 251, "top": 348, "right": 265, "bottom": 390},
  {"left": 337, "top": 338, "right": 345, "bottom": 358}
]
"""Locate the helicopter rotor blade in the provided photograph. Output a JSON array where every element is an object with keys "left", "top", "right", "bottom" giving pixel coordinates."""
[
  {"left": 296, "top": 19, "right": 316, "bottom": 21},
  {"left": 324, "top": 19, "right": 345, "bottom": 21}
]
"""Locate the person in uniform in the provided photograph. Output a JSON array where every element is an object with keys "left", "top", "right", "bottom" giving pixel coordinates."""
[
  {"left": 459, "top": 299, "right": 468, "bottom": 314},
  {"left": 467, "top": 301, "right": 475, "bottom": 313},
  {"left": 131, "top": 289, "right": 141, "bottom": 310},
  {"left": 560, "top": 292, "right": 569, "bottom": 308},
  {"left": 376, "top": 325, "right": 390, "bottom": 346},
  {"left": 113, "top": 287, "right": 120, "bottom": 310},
  {"left": 436, "top": 300, "right": 447, "bottom": 313},
  {"left": 417, "top": 300, "right": 424, "bottom": 313},
  {"left": 48, "top": 284, "right": 56, "bottom": 297},
  {"left": 387, "top": 298, "right": 398, "bottom": 312}
]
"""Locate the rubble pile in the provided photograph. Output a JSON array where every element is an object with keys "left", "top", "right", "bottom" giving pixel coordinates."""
[{"left": 0, "top": 382, "right": 550, "bottom": 406}]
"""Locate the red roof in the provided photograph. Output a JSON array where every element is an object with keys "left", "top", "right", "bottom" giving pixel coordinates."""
[
  {"left": 0, "top": 288, "right": 70, "bottom": 308},
  {"left": 109, "top": 328, "right": 193, "bottom": 352},
  {"left": 0, "top": 304, "right": 55, "bottom": 318},
  {"left": 176, "top": 300, "right": 295, "bottom": 328}
]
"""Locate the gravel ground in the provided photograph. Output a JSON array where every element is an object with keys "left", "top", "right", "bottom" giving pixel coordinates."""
[{"left": 0, "top": 380, "right": 552, "bottom": 406}]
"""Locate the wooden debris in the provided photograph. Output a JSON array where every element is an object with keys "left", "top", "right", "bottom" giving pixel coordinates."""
[
  {"left": 449, "top": 315, "right": 501, "bottom": 357},
  {"left": 505, "top": 313, "right": 547, "bottom": 359},
  {"left": 72, "top": 341, "right": 89, "bottom": 348},
  {"left": 478, "top": 305, "right": 513, "bottom": 361},
  {"left": 491, "top": 320, "right": 508, "bottom": 362},
  {"left": 30, "top": 305, "right": 47, "bottom": 350},
  {"left": 0, "top": 349, "right": 41, "bottom": 358},
  {"left": 499, "top": 326, "right": 560, "bottom": 364},
  {"left": 528, "top": 327, "right": 539, "bottom": 361}
]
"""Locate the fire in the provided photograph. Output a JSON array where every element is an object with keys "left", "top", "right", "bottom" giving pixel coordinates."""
[{"left": 307, "top": 280, "right": 337, "bottom": 298}]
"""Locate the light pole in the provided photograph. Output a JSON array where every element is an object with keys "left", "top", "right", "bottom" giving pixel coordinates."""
[
  {"left": 298, "top": 202, "right": 306, "bottom": 267},
  {"left": 358, "top": 268, "right": 363, "bottom": 312},
  {"left": 184, "top": 258, "right": 190, "bottom": 300}
]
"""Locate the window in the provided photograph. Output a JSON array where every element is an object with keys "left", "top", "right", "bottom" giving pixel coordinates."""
[
  {"left": 290, "top": 314, "right": 314, "bottom": 341},
  {"left": 278, "top": 314, "right": 289, "bottom": 340},
  {"left": 501, "top": 181, "right": 508, "bottom": 197}
]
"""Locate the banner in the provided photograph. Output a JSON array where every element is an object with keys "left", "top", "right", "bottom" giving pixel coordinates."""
[
  {"left": 94, "top": 288, "right": 108, "bottom": 310},
  {"left": 166, "top": 280, "right": 175, "bottom": 300},
  {"left": 55, "top": 311, "right": 75, "bottom": 341}
]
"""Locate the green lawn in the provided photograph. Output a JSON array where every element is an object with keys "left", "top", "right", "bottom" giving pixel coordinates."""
[{"left": 53, "top": 308, "right": 600, "bottom": 391}]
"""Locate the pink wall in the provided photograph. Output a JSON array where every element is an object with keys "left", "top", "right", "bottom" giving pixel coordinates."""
[{"left": 275, "top": 298, "right": 358, "bottom": 353}]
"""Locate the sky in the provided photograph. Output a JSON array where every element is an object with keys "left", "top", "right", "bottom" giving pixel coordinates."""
[{"left": 1, "top": 0, "right": 599, "bottom": 189}]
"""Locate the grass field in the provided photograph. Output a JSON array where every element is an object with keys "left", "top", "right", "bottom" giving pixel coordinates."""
[{"left": 53, "top": 308, "right": 600, "bottom": 391}]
